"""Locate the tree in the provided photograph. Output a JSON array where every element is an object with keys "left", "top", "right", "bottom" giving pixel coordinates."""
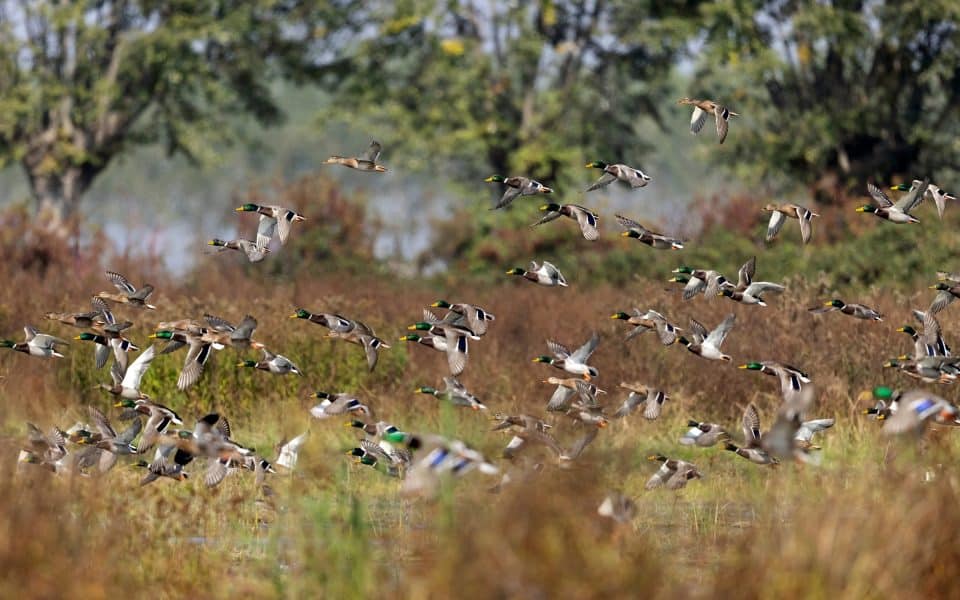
[
  {"left": 0, "top": 1, "right": 347, "bottom": 222},
  {"left": 691, "top": 0, "right": 960, "bottom": 200},
  {"left": 318, "top": 0, "right": 705, "bottom": 190}
]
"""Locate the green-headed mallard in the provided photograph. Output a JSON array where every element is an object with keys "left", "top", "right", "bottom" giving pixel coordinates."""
[
  {"left": 724, "top": 404, "right": 777, "bottom": 465},
  {"left": 416, "top": 377, "right": 486, "bottom": 411},
  {"left": 322, "top": 140, "right": 387, "bottom": 172},
  {"left": 809, "top": 299, "right": 882, "bottom": 321},
  {"left": 677, "top": 97, "right": 738, "bottom": 144},
  {"left": 880, "top": 390, "right": 958, "bottom": 437},
  {"left": 856, "top": 179, "right": 927, "bottom": 224},
  {"left": 234, "top": 204, "right": 306, "bottom": 247},
  {"left": 114, "top": 395, "right": 182, "bottom": 453},
  {"left": 533, "top": 332, "right": 600, "bottom": 380},
  {"left": 645, "top": 454, "right": 702, "bottom": 490},
  {"left": 74, "top": 331, "right": 138, "bottom": 372},
  {"left": 406, "top": 316, "right": 473, "bottom": 375},
  {"left": 762, "top": 203, "right": 819, "bottom": 244},
  {"left": 860, "top": 386, "right": 900, "bottom": 420},
  {"left": 897, "top": 309, "right": 950, "bottom": 358},
  {"left": 238, "top": 348, "right": 302, "bottom": 376},
  {"left": 485, "top": 175, "right": 553, "bottom": 210},
  {"left": 380, "top": 431, "right": 499, "bottom": 498},
  {"left": 506, "top": 260, "right": 568, "bottom": 287},
  {"left": 716, "top": 256, "right": 785, "bottom": 306},
  {"left": 585, "top": 161, "right": 651, "bottom": 191},
  {"left": 929, "top": 282, "right": 960, "bottom": 314},
  {"left": 616, "top": 214, "right": 684, "bottom": 249},
  {"left": 429, "top": 300, "right": 495, "bottom": 336},
  {"left": 679, "top": 420, "right": 729, "bottom": 447},
  {"left": 292, "top": 310, "right": 388, "bottom": 372},
  {"left": 310, "top": 391, "right": 371, "bottom": 419},
  {"left": 97, "top": 271, "right": 157, "bottom": 309},
  {"left": 208, "top": 238, "right": 270, "bottom": 262},
  {"left": 533, "top": 203, "right": 600, "bottom": 241},
  {"left": 670, "top": 266, "right": 726, "bottom": 300},
  {"left": 611, "top": 309, "right": 681, "bottom": 345},
  {"left": 149, "top": 330, "right": 213, "bottom": 391},
  {"left": 0, "top": 326, "right": 69, "bottom": 358},
  {"left": 98, "top": 344, "right": 156, "bottom": 400},
  {"left": 891, "top": 180, "right": 955, "bottom": 220},
  {"left": 883, "top": 356, "right": 960, "bottom": 384},
  {"left": 677, "top": 314, "right": 736, "bottom": 361},
  {"left": 613, "top": 383, "right": 668, "bottom": 420},
  {"left": 738, "top": 361, "right": 811, "bottom": 404}
]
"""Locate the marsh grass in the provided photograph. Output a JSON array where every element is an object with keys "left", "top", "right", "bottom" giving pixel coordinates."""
[{"left": 2, "top": 219, "right": 960, "bottom": 598}]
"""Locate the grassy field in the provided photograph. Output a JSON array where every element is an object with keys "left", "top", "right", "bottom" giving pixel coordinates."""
[{"left": 1, "top": 226, "right": 959, "bottom": 599}]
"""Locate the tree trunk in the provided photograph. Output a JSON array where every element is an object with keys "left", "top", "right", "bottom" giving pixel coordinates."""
[{"left": 22, "top": 161, "right": 98, "bottom": 236}]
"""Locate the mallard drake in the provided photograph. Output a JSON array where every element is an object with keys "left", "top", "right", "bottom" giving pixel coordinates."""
[
  {"left": 407, "top": 318, "right": 473, "bottom": 376},
  {"left": 149, "top": 330, "right": 213, "bottom": 391},
  {"left": 929, "top": 282, "right": 960, "bottom": 314},
  {"left": 44, "top": 298, "right": 107, "bottom": 329},
  {"left": 677, "top": 97, "right": 738, "bottom": 144},
  {"left": 234, "top": 204, "right": 306, "bottom": 247},
  {"left": 856, "top": 179, "right": 928, "bottom": 224},
  {"left": 883, "top": 356, "right": 960, "bottom": 384},
  {"left": 416, "top": 377, "right": 486, "bottom": 410},
  {"left": 0, "top": 326, "right": 69, "bottom": 358},
  {"left": 891, "top": 180, "right": 955, "bottom": 219},
  {"left": 75, "top": 331, "right": 138, "bottom": 372},
  {"left": 485, "top": 175, "right": 553, "bottom": 210},
  {"left": 98, "top": 344, "right": 156, "bottom": 400},
  {"left": 809, "top": 299, "right": 882, "bottom": 321},
  {"left": 611, "top": 309, "right": 682, "bottom": 345},
  {"left": 616, "top": 214, "right": 684, "bottom": 249},
  {"left": 897, "top": 309, "right": 950, "bottom": 358},
  {"left": 293, "top": 311, "right": 388, "bottom": 372},
  {"left": 96, "top": 271, "right": 157, "bottom": 309},
  {"left": 114, "top": 395, "right": 182, "bottom": 453},
  {"left": 725, "top": 404, "right": 777, "bottom": 465},
  {"left": 645, "top": 454, "right": 702, "bottom": 490},
  {"left": 533, "top": 203, "right": 600, "bottom": 241},
  {"left": 238, "top": 348, "right": 302, "bottom": 376},
  {"left": 533, "top": 332, "right": 600, "bottom": 380},
  {"left": 429, "top": 300, "right": 495, "bottom": 336},
  {"left": 671, "top": 266, "right": 726, "bottom": 300},
  {"left": 381, "top": 431, "right": 499, "bottom": 498},
  {"left": 506, "top": 260, "right": 567, "bottom": 287},
  {"left": 322, "top": 140, "right": 387, "bottom": 172},
  {"left": 208, "top": 238, "right": 270, "bottom": 262},
  {"left": 881, "top": 390, "right": 958, "bottom": 437},
  {"left": 542, "top": 377, "right": 604, "bottom": 412},
  {"left": 585, "top": 161, "right": 651, "bottom": 191},
  {"left": 613, "top": 383, "right": 668, "bottom": 420},
  {"left": 310, "top": 391, "right": 372, "bottom": 419},
  {"left": 738, "top": 361, "right": 811, "bottom": 404},
  {"left": 347, "top": 439, "right": 410, "bottom": 478},
  {"left": 860, "top": 386, "right": 900, "bottom": 420},
  {"left": 762, "top": 203, "right": 819, "bottom": 244},
  {"left": 677, "top": 314, "right": 736, "bottom": 361},
  {"left": 716, "top": 256, "right": 785, "bottom": 306},
  {"left": 679, "top": 420, "right": 729, "bottom": 447}
]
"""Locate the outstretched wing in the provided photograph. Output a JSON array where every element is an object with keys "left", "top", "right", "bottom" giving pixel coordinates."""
[
  {"left": 689, "top": 107, "right": 707, "bottom": 134},
  {"left": 766, "top": 210, "right": 786, "bottom": 242},
  {"left": 737, "top": 257, "right": 756, "bottom": 290},
  {"left": 257, "top": 215, "right": 278, "bottom": 249},
  {"left": 122, "top": 344, "right": 156, "bottom": 390},
  {"left": 106, "top": 271, "right": 136, "bottom": 295},
  {"left": 493, "top": 186, "right": 522, "bottom": 210},
  {"left": 362, "top": 140, "right": 382, "bottom": 163},
  {"left": 705, "top": 313, "right": 736, "bottom": 349},
  {"left": 894, "top": 176, "right": 929, "bottom": 214},
  {"left": 571, "top": 206, "right": 600, "bottom": 241},
  {"left": 586, "top": 172, "right": 617, "bottom": 192},
  {"left": 867, "top": 184, "right": 894, "bottom": 208},
  {"left": 742, "top": 403, "right": 761, "bottom": 446},
  {"left": 570, "top": 332, "right": 600, "bottom": 363},
  {"left": 715, "top": 106, "right": 730, "bottom": 143}
]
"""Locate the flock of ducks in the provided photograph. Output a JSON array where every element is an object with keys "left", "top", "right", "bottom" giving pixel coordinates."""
[{"left": 7, "top": 97, "right": 960, "bottom": 516}]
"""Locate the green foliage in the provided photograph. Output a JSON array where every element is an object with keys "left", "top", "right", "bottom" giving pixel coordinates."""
[{"left": 691, "top": 0, "right": 960, "bottom": 197}]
